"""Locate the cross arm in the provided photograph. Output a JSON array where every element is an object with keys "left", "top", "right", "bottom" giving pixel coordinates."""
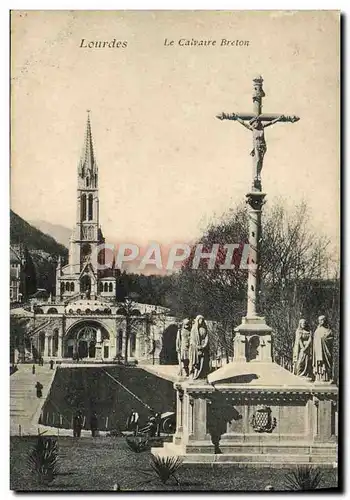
[
  {"left": 216, "top": 112, "right": 252, "bottom": 129},
  {"left": 216, "top": 112, "right": 300, "bottom": 123}
]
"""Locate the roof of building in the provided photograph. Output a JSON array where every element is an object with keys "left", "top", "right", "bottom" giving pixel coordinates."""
[{"left": 65, "top": 299, "right": 112, "bottom": 314}]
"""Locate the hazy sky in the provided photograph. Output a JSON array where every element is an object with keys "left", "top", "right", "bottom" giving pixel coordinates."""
[{"left": 11, "top": 11, "right": 340, "bottom": 250}]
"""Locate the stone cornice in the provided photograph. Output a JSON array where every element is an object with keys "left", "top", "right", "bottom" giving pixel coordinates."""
[{"left": 174, "top": 381, "right": 338, "bottom": 398}]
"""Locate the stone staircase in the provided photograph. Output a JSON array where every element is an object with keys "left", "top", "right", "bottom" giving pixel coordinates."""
[{"left": 10, "top": 364, "right": 57, "bottom": 436}]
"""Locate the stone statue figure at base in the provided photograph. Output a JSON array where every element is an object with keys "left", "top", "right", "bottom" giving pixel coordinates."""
[
  {"left": 189, "top": 315, "right": 210, "bottom": 380},
  {"left": 313, "top": 315, "right": 334, "bottom": 383},
  {"left": 293, "top": 319, "right": 312, "bottom": 378},
  {"left": 96, "top": 328, "right": 102, "bottom": 344},
  {"left": 176, "top": 318, "right": 191, "bottom": 377}
]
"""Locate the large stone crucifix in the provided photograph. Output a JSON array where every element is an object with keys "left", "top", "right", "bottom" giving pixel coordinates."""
[
  {"left": 217, "top": 75, "right": 299, "bottom": 191},
  {"left": 216, "top": 76, "right": 300, "bottom": 363}
]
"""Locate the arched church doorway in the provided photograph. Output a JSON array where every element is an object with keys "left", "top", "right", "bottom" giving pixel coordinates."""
[
  {"left": 39, "top": 332, "right": 45, "bottom": 356},
  {"left": 64, "top": 321, "right": 109, "bottom": 360},
  {"left": 78, "top": 340, "right": 89, "bottom": 359}
]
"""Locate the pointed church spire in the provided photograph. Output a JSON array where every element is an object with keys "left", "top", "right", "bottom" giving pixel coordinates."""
[{"left": 79, "top": 110, "right": 97, "bottom": 178}]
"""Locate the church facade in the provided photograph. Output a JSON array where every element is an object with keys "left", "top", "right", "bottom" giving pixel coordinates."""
[{"left": 16, "top": 114, "right": 178, "bottom": 364}]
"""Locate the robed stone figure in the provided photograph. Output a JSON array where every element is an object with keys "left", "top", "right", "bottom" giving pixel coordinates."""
[
  {"left": 293, "top": 319, "right": 312, "bottom": 378},
  {"left": 189, "top": 315, "right": 210, "bottom": 380},
  {"left": 176, "top": 318, "right": 191, "bottom": 377},
  {"left": 313, "top": 315, "right": 334, "bottom": 383}
]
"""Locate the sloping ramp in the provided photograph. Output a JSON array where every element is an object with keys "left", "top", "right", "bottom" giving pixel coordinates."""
[{"left": 10, "top": 364, "right": 57, "bottom": 435}]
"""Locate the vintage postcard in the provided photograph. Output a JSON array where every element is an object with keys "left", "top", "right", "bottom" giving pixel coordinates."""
[{"left": 10, "top": 10, "right": 340, "bottom": 492}]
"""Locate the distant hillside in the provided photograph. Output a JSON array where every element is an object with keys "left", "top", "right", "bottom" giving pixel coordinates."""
[
  {"left": 29, "top": 220, "right": 72, "bottom": 248},
  {"left": 10, "top": 211, "right": 68, "bottom": 294},
  {"left": 10, "top": 211, "right": 68, "bottom": 257}
]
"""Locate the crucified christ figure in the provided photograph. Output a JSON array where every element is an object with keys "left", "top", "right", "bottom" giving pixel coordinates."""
[{"left": 232, "top": 113, "right": 286, "bottom": 184}]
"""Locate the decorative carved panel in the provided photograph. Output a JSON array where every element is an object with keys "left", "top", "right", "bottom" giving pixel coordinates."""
[
  {"left": 250, "top": 405, "right": 277, "bottom": 433},
  {"left": 82, "top": 225, "right": 95, "bottom": 240}
]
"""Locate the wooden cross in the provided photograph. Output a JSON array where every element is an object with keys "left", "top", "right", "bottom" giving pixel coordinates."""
[{"left": 217, "top": 75, "right": 299, "bottom": 191}]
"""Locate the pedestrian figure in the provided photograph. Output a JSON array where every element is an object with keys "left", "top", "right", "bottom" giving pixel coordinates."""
[
  {"left": 32, "top": 364, "right": 36, "bottom": 375},
  {"left": 127, "top": 409, "right": 139, "bottom": 436},
  {"left": 35, "top": 381, "right": 43, "bottom": 398},
  {"left": 73, "top": 410, "right": 83, "bottom": 437},
  {"left": 39, "top": 356, "right": 44, "bottom": 366},
  {"left": 147, "top": 416, "right": 157, "bottom": 438},
  {"left": 49, "top": 359, "right": 54, "bottom": 370},
  {"left": 155, "top": 412, "right": 161, "bottom": 437},
  {"left": 90, "top": 412, "right": 98, "bottom": 437}
]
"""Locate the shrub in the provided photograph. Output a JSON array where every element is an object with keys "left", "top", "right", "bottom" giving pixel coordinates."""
[
  {"left": 125, "top": 436, "right": 149, "bottom": 453},
  {"left": 284, "top": 466, "right": 323, "bottom": 491},
  {"left": 27, "top": 434, "right": 59, "bottom": 485},
  {"left": 107, "top": 429, "right": 123, "bottom": 437},
  {"left": 149, "top": 455, "right": 183, "bottom": 485}
]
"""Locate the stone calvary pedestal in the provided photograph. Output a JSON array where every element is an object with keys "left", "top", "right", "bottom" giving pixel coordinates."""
[
  {"left": 152, "top": 346, "right": 338, "bottom": 465},
  {"left": 152, "top": 76, "right": 338, "bottom": 465}
]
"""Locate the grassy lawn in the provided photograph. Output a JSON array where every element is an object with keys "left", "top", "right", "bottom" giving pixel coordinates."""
[
  {"left": 10, "top": 436, "right": 338, "bottom": 492},
  {"left": 41, "top": 366, "right": 176, "bottom": 430}
]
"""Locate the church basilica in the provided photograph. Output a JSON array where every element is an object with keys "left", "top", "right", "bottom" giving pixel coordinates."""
[{"left": 15, "top": 114, "right": 177, "bottom": 364}]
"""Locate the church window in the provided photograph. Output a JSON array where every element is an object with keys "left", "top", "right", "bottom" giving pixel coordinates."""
[
  {"left": 86, "top": 177, "right": 90, "bottom": 187},
  {"left": 70, "top": 282, "right": 75, "bottom": 292},
  {"left": 108, "top": 283, "right": 113, "bottom": 292},
  {"left": 81, "top": 194, "right": 87, "bottom": 221},
  {"left": 60, "top": 282, "right": 64, "bottom": 293},
  {"left": 65, "top": 282, "right": 70, "bottom": 291},
  {"left": 88, "top": 194, "right": 93, "bottom": 220},
  {"left": 99, "top": 282, "right": 103, "bottom": 293},
  {"left": 95, "top": 174, "right": 97, "bottom": 187},
  {"left": 104, "top": 283, "right": 108, "bottom": 292},
  {"left": 82, "top": 242, "right": 92, "bottom": 257}
]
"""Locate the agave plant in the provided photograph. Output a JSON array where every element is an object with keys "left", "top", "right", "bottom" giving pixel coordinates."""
[
  {"left": 284, "top": 466, "right": 323, "bottom": 491},
  {"left": 149, "top": 455, "right": 183, "bottom": 485},
  {"left": 27, "top": 434, "right": 59, "bottom": 486},
  {"left": 125, "top": 436, "right": 149, "bottom": 453}
]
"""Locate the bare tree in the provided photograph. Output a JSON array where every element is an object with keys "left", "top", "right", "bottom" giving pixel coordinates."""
[
  {"left": 116, "top": 294, "right": 142, "bottom": 364},
  {"left": 169, "top": 199, "right": 339, "bottom": 368},
  {"left": 10, "top": 315, "right": 30, "bottom": 363}
]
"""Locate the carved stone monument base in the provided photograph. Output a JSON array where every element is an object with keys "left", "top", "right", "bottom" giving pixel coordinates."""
[
  {"left": 234, "top": 316, "right": 273, "bottom": 363},
  {"left": 152, "top": 367, "right": 338, "bottom": 465}
]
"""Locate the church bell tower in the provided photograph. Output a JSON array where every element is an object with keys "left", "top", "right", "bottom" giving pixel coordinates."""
[
  {"left": 70, "top": 111, "right": 105, "bottom": 272},
  {"left": 56, "top": 112, "right": 118, "bottom": 302}
]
